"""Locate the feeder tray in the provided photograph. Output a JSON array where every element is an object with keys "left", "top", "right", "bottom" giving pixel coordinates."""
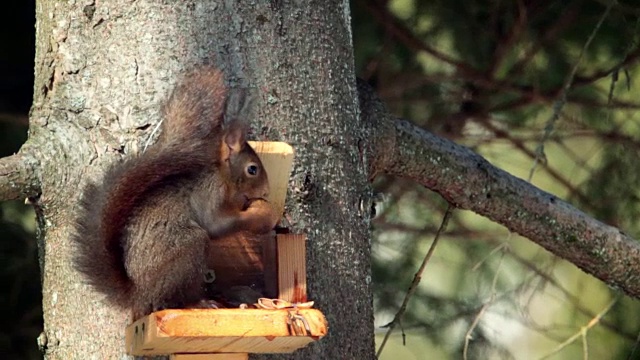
[{"left": 124, "top": 142, "right": 327, "bottom": 359}]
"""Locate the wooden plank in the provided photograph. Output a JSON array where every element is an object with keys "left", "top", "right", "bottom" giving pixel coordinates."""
[
  {"left": 171, "top": 354, "right": 248, "bottom": 360},
  {"left": 126, "top": 308, "right": 327, "bottom": 356},
  {"left": 247, "top": 142, "right": 295, "bottom": 299},
  {"left": 277, "top": 234, "right": 307, "bottom": 303},
  {"left": 248, "top": 141, "right": 295, "bottom": 218}
]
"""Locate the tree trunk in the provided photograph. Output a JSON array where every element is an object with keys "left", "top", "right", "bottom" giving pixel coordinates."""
[{"left": 28, "top": 1, "right": 374, "bottom": 359}]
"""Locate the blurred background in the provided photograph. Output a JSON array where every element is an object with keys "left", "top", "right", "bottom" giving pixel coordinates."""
[
  {"left": 354, "top": 1, "right": 640, "bottom": 359},
  {"left": 1, "top": 1, "right": 39, "bottom": 359},
  {"left": 3, "top": 0, "right": 640, "bottom": 359}
]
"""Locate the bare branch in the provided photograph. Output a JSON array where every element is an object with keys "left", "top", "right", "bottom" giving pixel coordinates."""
[
  {"left": 539, "top": 296, "right": 619, "bottom": 359},
  {"left": 376, "top": 205, "right": 453, "bottom": 358},
  {"left": 0, "top": 152, "right": 40, "bottom": 201},
  {"left": 359, "top": 79, "right": 640, "bottom": 299}
]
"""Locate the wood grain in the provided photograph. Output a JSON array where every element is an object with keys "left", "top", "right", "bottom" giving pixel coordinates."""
[
  {"left": 125, "top": 308, "right": 327, "bottom": 356},
  {"left": 248, "top": 141, "right": 295, "bottom": 218},
  {"left": 277, "top": 234, "right": 307, "bottom": 303}
]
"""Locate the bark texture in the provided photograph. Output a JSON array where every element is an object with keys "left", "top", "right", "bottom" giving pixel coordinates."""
[
  {"left": 25, "top": 1, "right": 373, "bottom": 359},
  {"left": 0, "top": 153, "right": 39, "bottom": 200}
]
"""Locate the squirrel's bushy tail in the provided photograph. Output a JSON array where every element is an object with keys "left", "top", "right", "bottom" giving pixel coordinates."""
[
  {"left": 73, "top": 177, "right": 135, "bottom": 307},
  {"left": 72, "top": 66, "right": 229, "bottom": 308},
  {"left": 161, "top": 66, "right": 228, "bottom": 146}
]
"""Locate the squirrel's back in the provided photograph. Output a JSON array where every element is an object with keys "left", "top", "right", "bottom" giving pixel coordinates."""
[{"left": 72, "top": 67, "right": 229, "bottom": 308}]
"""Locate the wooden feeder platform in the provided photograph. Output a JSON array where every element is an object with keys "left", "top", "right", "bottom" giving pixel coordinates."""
[
  {"left": 124, "top": 142, "right": 327, "bottom": 359},
  {"left": 126, "top": 308, "right": 327, "bottom": 358}
]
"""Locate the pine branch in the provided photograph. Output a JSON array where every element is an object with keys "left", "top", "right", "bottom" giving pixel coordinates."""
[{"left": 358, "top": 79, "right": 640, "bottom": 299}]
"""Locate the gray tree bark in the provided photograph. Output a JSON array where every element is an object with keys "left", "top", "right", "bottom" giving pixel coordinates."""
[{"left": 18, "top": 1, "right": 374, "bottom": 359}]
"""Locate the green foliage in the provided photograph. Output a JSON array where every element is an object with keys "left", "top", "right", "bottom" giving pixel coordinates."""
[
  {"left": 0, "top": 201, "right": 39, "bottom": 359},
  {"left": 0, "top": 122, "right": 39, "bottom": 360},
  {"left": 0, "top": 1, "right": 39, "bottom": 359},
  {"left": 0, "top": 121, "right": 39, "bottom": 359},
  {"left": 582, "top": 143, "right": 640, "bottom": 235}
]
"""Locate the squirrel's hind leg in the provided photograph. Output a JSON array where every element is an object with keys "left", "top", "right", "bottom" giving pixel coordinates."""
[{"left": 128, "top": 227, "right": 210, "bottom": 320}]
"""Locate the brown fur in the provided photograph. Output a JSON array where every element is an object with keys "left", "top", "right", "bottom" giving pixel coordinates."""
[{"left": 72, "top": 67, "right": 277, "bottom": 319}]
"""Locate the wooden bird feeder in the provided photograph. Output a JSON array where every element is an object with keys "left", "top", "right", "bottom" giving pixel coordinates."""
[{"left": 125, "top": 142, "right": 327, "bottom": 359}]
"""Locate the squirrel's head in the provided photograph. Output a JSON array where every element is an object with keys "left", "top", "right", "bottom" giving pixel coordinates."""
[{"left": 220, "top": 124, "right": 270, "bottom": 209}]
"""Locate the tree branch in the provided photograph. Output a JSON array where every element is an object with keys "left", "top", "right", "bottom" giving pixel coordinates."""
[
  {"left": 359, "top": 79, "right": 640, "bottom": 299},
  {"left": 0, "top": 151, "right": 40, "bottom": 201}
]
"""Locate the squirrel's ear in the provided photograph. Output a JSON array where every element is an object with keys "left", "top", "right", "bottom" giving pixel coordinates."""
[{"left": 222, "top": 124, "right": 245, "bottom": 156}]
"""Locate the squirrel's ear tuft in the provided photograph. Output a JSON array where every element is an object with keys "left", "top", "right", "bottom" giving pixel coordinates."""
[
  {"left": 222, "top": 124, "right": 246, "bottom": 157},
  {"left": 224, "top": 87, "right": 254, "bottom": 126}
]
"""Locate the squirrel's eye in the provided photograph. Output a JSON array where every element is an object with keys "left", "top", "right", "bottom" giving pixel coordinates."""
[{"left": 246, "top": 163, "right": 259, "bottom": 177}]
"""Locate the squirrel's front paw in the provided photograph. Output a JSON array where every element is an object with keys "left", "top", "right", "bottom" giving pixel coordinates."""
[{"left": 243, "top": 199, "right": 279, "bottom": 232}]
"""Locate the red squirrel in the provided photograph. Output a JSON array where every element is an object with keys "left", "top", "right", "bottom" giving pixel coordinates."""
[{"left": 72, "top": 67, "right": 278, "bottom": 319}]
